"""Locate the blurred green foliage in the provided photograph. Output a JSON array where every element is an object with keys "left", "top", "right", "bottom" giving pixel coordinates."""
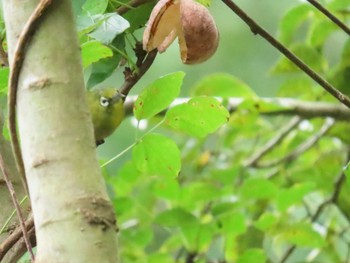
[{"left": 2, "top": 0, "right": 350, "bottom": 262}]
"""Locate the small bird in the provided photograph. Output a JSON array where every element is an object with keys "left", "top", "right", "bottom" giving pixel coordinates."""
[{"left": 86, "top": 87, "right": 125, "bottom": 145}]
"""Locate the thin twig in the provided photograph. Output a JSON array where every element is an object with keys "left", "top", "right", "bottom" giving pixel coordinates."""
[
  {"left": 0, "top": 154, "right": 34, "bottom": 261},
  {"left": 0, "top": 215, "right": 34, "bottom": 261},
  {"left": 256, "top": 117, "right": 335, "bottom": 168},
  {"left": 244, "top": 116, "right": 302, "bottom": 167},
  {"left": 185, "top": 252, "right": 197, "bottom": 263},
  {"left": 9, "top": 225, "right": 36, "bottom": 263},
  {"left": 0, "top": 195, "right": 28, "bottom": 234},
  {"left": 8, "top": 0, "right": 53, "bottom": 193},
  {"left": 221, "top": 0, "right": 350, "bottom": 109},
  {"left": 280, "top": 148, "right": 350, "bottom": 263},
  {"left": 116, "top": 0, "right": 153, "bottom": 15},
  {"left": 307, "top": 0, "right": 350, "bottom": 36},
  {"left": 120, "top": 47, "right": 157, "bottom": 97}
]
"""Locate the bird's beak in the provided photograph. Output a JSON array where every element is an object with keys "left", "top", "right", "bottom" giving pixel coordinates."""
[{"left": 110, "top": 91, "right": 125, "bottom": 104}]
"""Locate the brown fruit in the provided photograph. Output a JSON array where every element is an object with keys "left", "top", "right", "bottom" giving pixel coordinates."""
[{"left": 143, "top": 0, "right": 219, "bottom": 64}]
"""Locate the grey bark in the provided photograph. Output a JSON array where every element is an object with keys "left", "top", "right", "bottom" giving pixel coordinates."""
[{"left": 2, "top": 1, "right": 118, "bottom": 262}]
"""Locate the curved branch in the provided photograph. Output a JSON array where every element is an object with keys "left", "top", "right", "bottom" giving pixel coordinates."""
[
  {"left": 221, "top": 0, "right": 350, "bottom": 109},
  {"left": 6, "top": 0, "right": 52, "bottom": 260},
  {"left": 8, "top": 0, "right": 53, "bottom": 193}
]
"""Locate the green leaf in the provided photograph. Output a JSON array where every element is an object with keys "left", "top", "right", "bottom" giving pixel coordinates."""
[
  {"left": 152, "top": 178, "right": 180, "bottom": 201},
  {"left": 181, "top": 182, "right": 223, "bottom": 205},
  {"left": 81, "top": 41, "right": 113, "bottom": 68},
  {"left": 76, "top": 15, "right": 98, "bottom": 34},
  {"left": 219, "top": 212, "right": 246, "bottom": 235},
  {"left": 211, "top": 167, "right": 240, "bottom": 184},
  {"left": 112, "top": 197, "right": 133, "bottom": 216},
  {"left": 165, "top": 97, "right": 229, "bottom": 138},
  {"left": 72, "top": 0, "right": 86, "bottom": 16},
  {"left": 155, "top": 208, "right": 197, "bottom": 227},
  {"left": 191, "top": 73, "right": 256, "bottom": 99},
  {"left": 123, "top": 3, "right": 154, "bottom": 32},
  {"left": 86, "top": 36, "right": 124, "bottom": 88},
  {"left": 240, "top": 178, "right": 278, "bottom": 200},
  {"left": 237, "top": 249, "right": 266, "bottom": 263},
  {"left": 277, "top": 77, "right": 313, "bottom": 99},
  {"left": 0, "top": 67, "right": 9, "bottom": 94},
  {"left": 82, "top": 0, "right": 108, "bottom": 15},
  {"left": 277, "top": 183, "right": 315, "bottom": 212},
  {"left": 271, "top": 43, "right": 328, "bottom": 74},
  {"left": 134, "top": 72, "right": 185, "bottom": 120},
  {"left": 308, "top": 20, "right": 337, "bottom": 47},
  {"left": 254, "top": 213, "right": 278, "bottom": 231},
  {"left": 196, "top": 0, "right": 212, "bottom": 7},
  {"left": 339, "top": 39, "right": 350, "bottom": 66},
  {"left": 328, "top": 121, "right": 350, "bottom": 144},
  {"left": 344, "top": 161, "right": 350, "bottom": 179},
  {"left": 119, "top": 161, "right": 141, "bottom": 184},
  {"left": 279, "top": 4, "right": 313, "bottom": 44},
  {"left": 121, "top": 226, "right": 153, "bottom": 247},
  {"left": 148, "top": 253, "right": 174, "bottom": 263},
  {"left": 180, "top": 223, "right": 214, "bottom": 252},
  {"left": 328, "top": 0, "right": 350, "bottom": 11},
  {"left": 89, "top": 13, "right": 130, "bottom": 44},
  {"left": 211, "top": 202, "right": 236, "bottom": 217},
  {"left": 278, "top": 223, "right": 326, "bottom": 247},
  {"left": 132, "top": 133, "right": 181, "bottom": 178}
]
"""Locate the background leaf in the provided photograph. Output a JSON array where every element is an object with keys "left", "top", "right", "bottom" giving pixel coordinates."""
[
  {"left": 81, "top": 41, "right": 113, "bottom": 68},
  {"left": 0, "top": 67, "right": 9, "bottom": 94},
  {"left": 132, "top": 133, "right": 181, "bottom": 178},
  {"left": 82, "top": 0, "right": 108, "bottom": 15},
  {"left": 89, "top": 13, "right": 130, "bottom": 44},
  {"left": 271, "top": 44, "right": 328, "bottom": 74},
  {"left": 134, "top": 72, "right": 185, "bottom": 120},
  {"left": 165, "top": 97, "right": 229, "bottom": 137},
  {"left": 191, "top": 73, "right": 256, "bottom": 99}
]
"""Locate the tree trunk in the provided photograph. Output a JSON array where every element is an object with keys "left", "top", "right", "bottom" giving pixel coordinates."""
[{"left": 2, "top": 1, "right": 119, "bottom": 262}]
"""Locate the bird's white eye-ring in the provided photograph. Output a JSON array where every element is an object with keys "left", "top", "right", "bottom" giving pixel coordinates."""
[{"left": 100, "top": 96, "right": 109, "bottom": 107}]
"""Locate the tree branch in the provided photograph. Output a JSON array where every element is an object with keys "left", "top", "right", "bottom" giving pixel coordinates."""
[
  {"left": 306, "top": 0, "right": 350, "bottom": 36},
  {"left": 256, "top": 118, "right": 335, "bottom": 168},
  {"left": 221, "top": 0, "right": 350, "bottom": 109},
  {"left": 120, "top": 47, "right": 157, "bottom": 98},
  {"left": 185, "top": 252, "right": 197, "bottom": 263},
  {"left": 0, "top": 153, "right": 34, "bottom": 261},
  {"left": 279, "top": 147, "right": 350, "bottom": 263},
  {"left": 0, "top": 215, "right": 34, "bottom": 262},
  {"left": 125, "top": 96, "right": 350, "bottom": 120},
  {"left": 244, "top": 116, "right": 302, "bottom": 167}
]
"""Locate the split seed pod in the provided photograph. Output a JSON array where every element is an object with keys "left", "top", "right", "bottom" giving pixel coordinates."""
[{"left": 143, "top": 0, "right": 219, "bottom": 64}]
